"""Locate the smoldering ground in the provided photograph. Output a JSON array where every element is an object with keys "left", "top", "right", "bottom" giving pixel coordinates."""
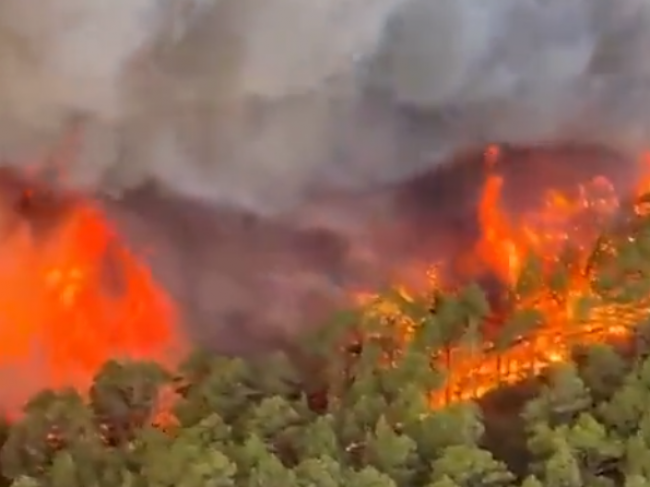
[{"left": 0, "top": 0, "right": 649, "bottom": 353}]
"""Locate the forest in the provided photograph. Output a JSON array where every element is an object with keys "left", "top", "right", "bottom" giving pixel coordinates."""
[{"left": 4, "top": 195, "right": 650, "bottom": 487}]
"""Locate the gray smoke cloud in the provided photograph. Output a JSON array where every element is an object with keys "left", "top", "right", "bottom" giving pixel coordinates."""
[
  {"left": 0, "top": 0, "right": 649, "bottom": 353},
  {"left": 5, "top": 0, "right": 650, "bottom": 211}
]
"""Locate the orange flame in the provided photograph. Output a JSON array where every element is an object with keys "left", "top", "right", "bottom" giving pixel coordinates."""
[
  {"left": 358, "top": 147, "right": 650, "bottom": 407},
  {"left": 0, "top": 201, "right": 183, "bottom": 415}
]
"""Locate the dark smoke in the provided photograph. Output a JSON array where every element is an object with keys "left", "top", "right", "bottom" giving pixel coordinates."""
[
  {"left": 0, "top": 0, "right": 650, "bottom": 352},
  {"left": 101, "top": 145, "right": 640, "bottom": 353}
]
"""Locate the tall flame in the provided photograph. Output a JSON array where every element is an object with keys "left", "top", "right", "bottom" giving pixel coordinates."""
[
  {"left": 359, "top": 147, "right": 650, "bottom": 406},
  {"left": 0, "top": 200, "right": 183, "bottom": 414}
]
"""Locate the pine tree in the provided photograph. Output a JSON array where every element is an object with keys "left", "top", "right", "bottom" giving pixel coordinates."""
[
  {"left": 175, "top": 355, "right": 253, "bottom": 426},
  {"left": 386, "top": 383, "right": 432, "bottom": 429},
  {"left": 540, "top": 441, "right": 582, "bottom": 487},
  {"left": 573, "top": 343, "right": 627, "bottom": 402},
  {"left": 378, "top": 348, "right": 442, "bottom": 404},
  {"left": 294, "top": 456, "right": 345, "bottom": 487},
  {"left": 241, "top": 395, "right": 302, "bottom": 440},
  {"left": 623, "top": 434, "right": 650, "bottom": 479},
  {"left": 48, "top": 451, "right": 81, "bottom": 487},
  {"left": 182, "top": 413, "right": 233, "bottom": 447},
  {"left": 427, "top": 475, "right": 463, "bottom": 487},
  {"left": 346, "top": 466, "right": 397, "bottom": 487},
  {"left": 429, "top": 445, "right": 515, "bottom": 487},
  {"left": 341, "top": 389, "right": 389, "bottom": 438},
  {"left": 563, "top": 413, "right": 623, "bottom": 475},
  {"left": 494, "top": 306, "right": 545, "bottom": 375},
  {"left": 599, "top": 375, "right": 648, "bottom": 437},
  {"left": 89, "top": 360, "right": 170, "bottom": 442},
  {"left": 522, "top": 363, "right": 591, "bottom": 428},
  {"left": 426, "top": 294, "right": 473, "bottom": 382},
  {"left": 244, "top": 351, "right": 302, "bottom": 398},
  {"left": 526, "top": 421, "right": 560, "bottom": 473},
  {"left": 519, "top": 475, "right": 544, "bottom": 487},
  {"left": 178, "top": 450, "right": 237, "bottom": 487},
  {"left": 228, "top": 434, "right": 270, "bottom": 476},
  {"left": 245, "top": 452, "right": 296, "bottom": 487},
  {"left": 293, "top": 414, "right": 340, "bottom": 461},
  {"left": 361, "top": 416, "right": 418, "bottom": 486},
  {"left": 139, "top": 426, "right": 237, "bottom": 487},
  {"left": 1, "top": 389, "right": 103, "bottom": 480}
]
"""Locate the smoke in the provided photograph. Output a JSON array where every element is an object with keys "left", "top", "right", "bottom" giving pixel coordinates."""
[
  {"left": 1, "top": 0, "right": 650, "bottom": 352},
  {"left": 4, "top": 0, "right": 649, "bottom": 210}
]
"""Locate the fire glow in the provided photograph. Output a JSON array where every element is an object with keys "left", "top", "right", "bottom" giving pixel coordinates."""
[
  {"left": 0, "top": 197, "right": 182, "bottom": 414},
  {"left": 0, "top": 143, "right": 648, "bottom": 416},
  {"left": 359, "top": 147, "right": 650, "bottom": 407}
]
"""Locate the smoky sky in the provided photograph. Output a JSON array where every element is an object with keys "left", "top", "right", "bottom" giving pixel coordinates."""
[{"left": 0, "top": 0, "right": 649, "bottom": 352}]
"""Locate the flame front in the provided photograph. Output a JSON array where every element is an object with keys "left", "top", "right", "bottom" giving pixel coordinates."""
[
  {"left": 0, "top": 200, "right": 183, "bottom": 414},
  {"left": 358, "top": 147, "right": 650, "bottom": 407}
]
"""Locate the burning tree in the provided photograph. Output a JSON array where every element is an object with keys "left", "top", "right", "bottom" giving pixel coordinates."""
[{"left": 5, "top": 154, "right": 650, "bottom": 486}]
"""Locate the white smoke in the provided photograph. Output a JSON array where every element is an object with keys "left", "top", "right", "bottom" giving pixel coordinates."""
[
  {"left": 380, "top": 0, "right": 650, "bottom": 152},
  {"left": 2, "top": 0, "right": 649, "bottom": 217}
]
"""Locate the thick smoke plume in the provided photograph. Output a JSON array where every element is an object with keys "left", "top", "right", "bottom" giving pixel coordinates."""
[{"left": 1, "top": 0, "right": 650, "bottom": 352}]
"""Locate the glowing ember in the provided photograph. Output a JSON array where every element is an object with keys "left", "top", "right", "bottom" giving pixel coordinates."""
[{"left": 0, "top": 199, "right": 183, "bottom": 414}]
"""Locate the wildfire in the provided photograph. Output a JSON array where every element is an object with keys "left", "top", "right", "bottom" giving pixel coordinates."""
[
  {"left": 0, "top": 196, "right": 183, "bottom": 415},
  {"left": 359, "top": 146, "right": 650, "bottom": 407},
  {"left": 2, "top": 137, "right": 649, "bottom": 418}
]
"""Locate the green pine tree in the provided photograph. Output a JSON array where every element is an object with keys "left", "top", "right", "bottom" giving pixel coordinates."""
[
  {"left": 361, "top": 416, "right": 418, "bottom": 486},
  {"left": 294, "top": 456, "right": 345, "bottom": 487},
  {"left": 429, "top": 445, "right": 515, "bottom": 487}
]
